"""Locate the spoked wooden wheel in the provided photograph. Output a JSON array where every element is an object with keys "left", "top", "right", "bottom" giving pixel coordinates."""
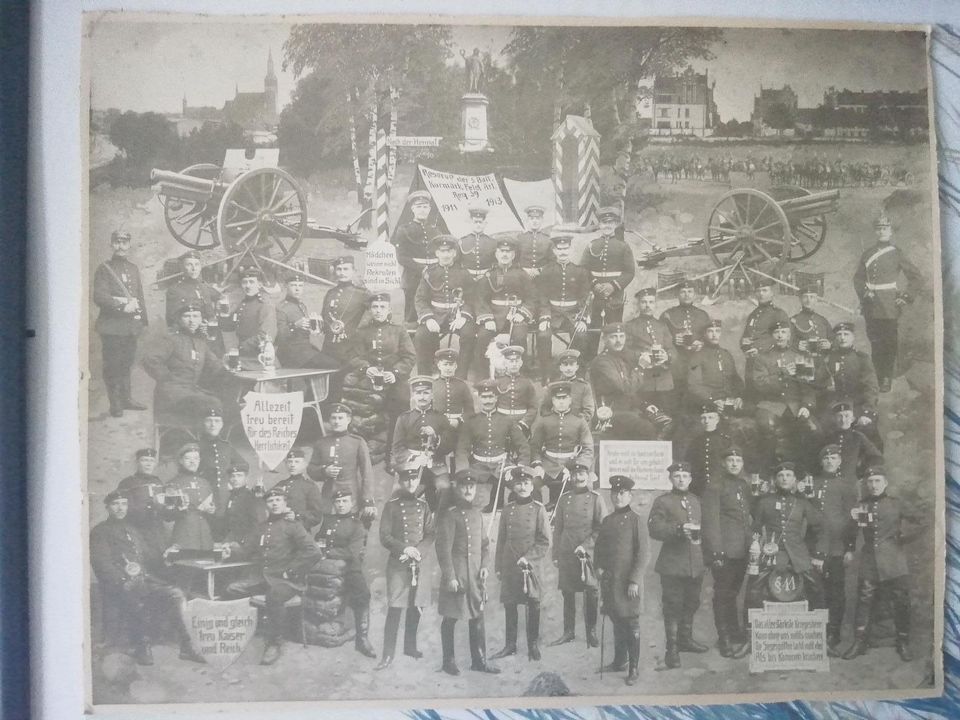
[
  {"left": 704, "top": 188, "right": 791, "bottom": 274},
  {"left": 217, "top": 167, "right": 307, "bottom": 276},
  {"left": 161, "top": 163, "right": 221, "bottom": 251},
  {"left": 768, "top": 185, "right": 827, "bottom": 261}
]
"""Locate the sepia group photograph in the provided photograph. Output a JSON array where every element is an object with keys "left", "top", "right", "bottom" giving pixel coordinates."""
[{"left": 81, "top": 13, "right": 944, "bottom": 711}]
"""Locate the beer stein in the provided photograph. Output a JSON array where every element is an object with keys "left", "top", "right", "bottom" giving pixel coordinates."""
[
  {"left": 370, "top": 366, "right": 385, "bottom": 391},
  {"left": 226, "top": 348, "right": 242, "bottom": 372},
  {"left": 217, "top": 297, "right": 231, "bottom": 318},
  {"left": 309, "top": 315, "right": 321, "bottom": 333},
  {"left": 258, "top": 339, "right": 276, "bottom": 374},
  {"left": 683, "top": 522, "right": 702, "bottom": 545}
]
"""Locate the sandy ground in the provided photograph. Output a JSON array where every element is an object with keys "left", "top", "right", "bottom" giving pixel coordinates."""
[{"left": 86, "top": 147, "right": 939, "bottom": 705}]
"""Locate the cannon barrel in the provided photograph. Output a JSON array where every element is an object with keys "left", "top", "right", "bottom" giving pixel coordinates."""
[{"left": 150, "top": 168, "right": 219, "bottom": 194}]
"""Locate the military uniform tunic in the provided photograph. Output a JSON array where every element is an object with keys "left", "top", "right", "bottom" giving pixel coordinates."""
[
  {"left": 623, "top": 314, "right": 675, "bottom": 393},
  {"left": 163, "top": 473, "right": 215, "bottom": 551},
  {"left": 275, "top": 295, "right": 334, "bottom": 369},
  {"left": 436, "top": 497, "right": 489, "bottom": 620},
  {"left": 315, "top": 512, "right": 369, "bottom": 605},
  {"left": 458, "top": 232, "right": 497, "bottom": 281},
  {"left": 116, "top": 472, "right": 167, "bottom": 553},
  {"left": 415, "top": 264, "right": 476, "bottom": 325},
  {"left": 809, "top": 470, "right": 859, "bottom": 558},
  {"left": 495, "top": 497, "right": 551, "bottom": 604},
  {"left": 93, "top": 254, "right": 148, "bottom": 338},
  {"left": 269, "top": 474, "right": 324, "bottom": 531},
  {"left": 749, "top": 345, "right": 821, "bottom": 415},
  {"left": 349, "top": 320, "right": 416, "bottom": 380},
  {"left": 789, "top": 308, "right": 832, "bottom": 353},
  {"left": 701, "top": 473, "right": 753, "bottom": 561},
  {"left": 165, "top": 277, "right": 221, "bottom": 328},
  {"left": 198, "top": 435, "right": 242, "bottom": 524},
  {"left": 553, "top": 487, "right": 606, "bottom": 592},
  {"left": 581, "top": 233, "right": 636, "bottom": 311},
  {"left": 380, "top": 490, "right": 435, "bottom": 607},
  {"left": 538, "top": 375, "right": 595, "bottom": 423},
  {"left": 231, "top": 514, "right": 323, "bottom": 588},
  {"left": 476, "top": 265, "right": 534, "bottom": 326},
  {"left": 588, "top": 351, "right": 642, "bottom": 411},
  {"left": 391, "top": 408, "right": 456, "bottom": 470},
  {"left": 661, "top": 302, "right": 712, "bottom": 389},
  {"left": 684, "top": 344, "right": 744, "bottom": 408},
  {"left": 740, "top": 302, "right": 789, "bottom": 354},
  {"left": 824, "top": 347, "right": 879, "bottom": 417},
  {"left": 752, "top": 491, "right": 826, "bottom": 573},
  {"left": 308, "top": 431, "right": 376, "bottom": 510},
  {"left": 681, "top": 429, "right": 732, "bottom": 497},
  {"left": 594, "top": 505, "right": 647, "bottom": 619},
  {"left": 394, "top": 219, "right": 440, "bottom": 289},
  {"left": 222, "top": 487, "right": 267, "bottom": 544},
  {"left": 816, "top": 427, "right": 882, "bottom": 482},
  {"left": 648, "top": 489, "right": 705, "bottom": 577},
  {"left": 496, "top": 374, "right": 539, "bottom": 432},
  {"left": 233, "top": 293, "right": 277, "bottom": 360},
  {"left": 321, "top": 281, "right": 371, "bottom": 361},
  {"left": 433, "top": 376, "right": 475, "bottom": 425},
  {"left": 847, "top": 493, "right": 910, "bottom": 583},
  {"left": 455, "top": 410, "right": 530, "bottom": 472},
  {"left": 517, "top": 229, "right": 552, "bottom": 273},
  {"left": 530, "top": 410, "right": 594, "bottom": 477},
  {"left": 853, "top": 243, "right": 922, "bottom": 321}
]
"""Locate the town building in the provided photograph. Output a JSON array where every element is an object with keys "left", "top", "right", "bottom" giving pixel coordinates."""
[
  {"left": 751, "top": 85, "right": 799, "bottom": 137},
  {"left": 642, "top": 68, "right": 720, "bottom": 138}
]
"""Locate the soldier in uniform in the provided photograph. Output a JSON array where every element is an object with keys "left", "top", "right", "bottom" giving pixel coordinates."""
[
  {"left": 530, "top": 381, "right": 595, "bottom": 508},
  {"left": 393, "top": 190, "right": 440, "bottom": 323},
  {"left": 550, "top": 461, "right": 606, "bottom": 647},
  {"left": 660, "top": 279, "right": 711, "bottom": 396},
  {"left": 822, "top": 322, "right": 882, "bottom": 450},
  {"left": 308, "top": 403, "right": 377, "bottom": 519},
  {"left": 314, "top": 489, "right": 376, "bottom": 658},
  {"left": 581, "top": 206, "right": 636, "bottom": 360},
  {"left": 221, "top": 460, "right": 267, "bottom": 544},
  {"left": 227, "top": 267, "right": 277, "bottom": 366},
  {"left": 701, "top": 447, "right": 752, "bottom": 657},
  {"left": 90, "top": 491, "right": 203, "bottom": 665},
  {"left": 681, "top": 404, "right": 732, "bottom": 497},
  {"left": 648, "top": 462, "right": 708, "bottom": 669},
  {"left": 454, "top": 378, "right": 529, "bottom": 514},
  {"left": 165, "top": 250, "right": 224, "bottom": 355},
  {"left": 853, "top": 210, "right": 923, "bottom": 392},
  {"left": 376, "top": 466, "right": 435, "bottom": 670},
  {"left": 458, "top": 204, "right": 497, "bottom": 284},
  {"left": 594, "top": 475, "right": 648, "bottom": 685},
  {"left": 536, "top": 235, "right": 593, "bottom": 376},
  {"left": 739, "top": 278, "right": 789, "bottom": 394},
  {"left": 496, "top": 346, "right": 540, "bottom": 435},
  {"left": 492, "top": 466, "right": 552, "bottom": 661},
  {"left": 275, "top": 272, "right": 338, "bottom": 370},
  {"left": 588, "top": 323, "right": 658, "bottom": 440},
  {"left": 320, "top": 256, "right": 371, "bottom": 400},
  {"left": 94, "top": 230, "right": 148, "bottom": 417},
  {"left": 816, "top": 401, "right": 883, "bottom": 484},
  {"left": 414, "top": 234, "right": 477, "bottom": 377},
  {"left": 517, "top": 204, "right": 552, "bottom": 278},
  {"left": 223, "top": 487, "right": 323, "bottom": 665},
  {"left": 790, "top": 283, "right": 832, "bottom": 355},
  {"left": 684, "top": 318, "right": 746, "bottom": 418},
  {"left": 436, "top": 468, "right": 500, "bottom": 675},
  {"left": 539, "top": 348, "right": 595, "bottom": 423},
  {"left": 433, "top": 349, "right": 475, "bottom": 435},
  {"left": 271, "top": 448, "right": 325, "bottom": 531},
  {"left": 116, "top": 448, "right": 166, "bottom": 555},
  {"left": 842, "top": 465, "right": 914, "bottom": 662},
  {"left": 162, "top": 443, "right": 216, "bottom": 553},
  {"left": 391, "top": 376, "right": 456, "bottom": 512},
  {"left": 625, "top": 287, "right": 676, "bottom": 421},
  {"left": 476, "top": 237, "right": 535, "bottom": 374},
  {"left": 196, "top": 406, "right": 242, "bottom": 539}
]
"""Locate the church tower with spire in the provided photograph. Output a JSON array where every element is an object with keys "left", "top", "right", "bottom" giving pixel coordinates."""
[{"left": 264, "top": 49, "right": 278, "bottom": 124}]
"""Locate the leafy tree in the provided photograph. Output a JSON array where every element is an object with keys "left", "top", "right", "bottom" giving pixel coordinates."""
[
  {"left": 108, "top": 111, "right": 179, "bottom": 167},
  {"left": 179, "top": 121, "right": 247, "bottom": 167},
  {"left": 763, "top": 103, "right": 796, "bottom": 133}
]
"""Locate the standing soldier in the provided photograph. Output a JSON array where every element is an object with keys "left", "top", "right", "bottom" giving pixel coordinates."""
[
  {"left": 413, "top": 235, "right": 476, "bottom": 377},
  {"left": 271, "top": 448, "right": 325, "bottom": 531},
  {"left": 496, "top": 346, "right": 539, "bottom": 435},
  {"left": 458, "top": 205, "right": 497, "bottom": 284},
  {"left": 436, "top": 468, "right": 500, "bottom": 675},
  {"left": 475, "top": 237, "right": 535, "bottom": 373},
  {"left": 842, "top": 465, "right": 914, "bottom": 662},
  {"left": 432, "top": 349, "right": 475, "bottom": 436},
  {"left": 94, "top": 230, "right": 148, "bottom": 417},
  {"left": 165, "top": 250, "right": 224, "bottom": 355},
  {"left": 393, "top": 190, "right": 440, "bottom": 324},
  {"left": 625, "top": 288, "right": 676, "bottom": 421},
  {"left": 530, "top": 381, "right": 595, "bottom": 508},
  {"left": 275, "top": 271, "right": 337, "bottom": 370},
  {"left": 228, "top": 267, "right": 277, "bottom": 367},
  {"left": 539, "top": 349, "right": 595, "bottom": 423},
  {"left": 648, "top": 462, "right": 707, "bottom": 669},
  {"left": 376, "top": 466, "right": 435, "bottom": 670},
  {"left": 685, "top": 319, "right": 745, "bottom": 417},
  {"left": 536, "top": 235, "right": 593, "bottom": 379},
  {"left": 116, "top": 448, "right": 166, "bottom": 555},
  {"left": 701, "top": 448, "right": 752, "bottom": 658},
  {"left": 517, "top": 205, "right": 552, "bottom": 278},
  {"left": 594, "top": 475, "right": 648, "bottom": 685},
  {"left": 681, "top": 404, "right": 732, "bottom": 497},
  {"left": 550, "top": 461, "right": 606, "bottom": 647},
  {"left": 790, "top": 283, "right": 832, "bottom": 355},
  {"left": 196, "top": 406, "right": 241, "bottom": 539},
  {"left": 308, "top": 403, "right": 377, "bottom": 521},
  {"left": 660, "top": 279, "right": 711, "bottom": 395},
  {"left": 492, "top": 466, "right": 552, "bottom": 661},
  {"left": 853, "top": 210, "right": 923, "bottom": 393},
  {"left": 314, "top": 489, "right": 376, "bottom": 658},
  {"left": 822, "top": 322, "right": 882, "bottom": 449},
  {"left": 320, "top": 256, "right": 371, "bottom": 400},
  {"left": 162, "top": 443, "right": 216, "bottom": 552},
  {"left": 581, "top": 206, "right": 636, "bottom": 360}
]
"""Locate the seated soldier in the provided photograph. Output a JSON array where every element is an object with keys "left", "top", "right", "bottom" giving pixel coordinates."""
[
  {"left": 162, "top": 443, "right": 216, "bottom": 554},
  {"left": 475, "top": 237, "right": 534, "bottom": 376},
  {"left": 165, "top": 250, "right": 224, "bottom": 355},
  {"left": 538, "top": 348, "right": 595, "bottom": 423},
  {"left": 625, "top": 287, "right": 676, "bottom": 419},
  {"left": 116, "top": 448, "right": 166, "bottom": 555},
  {"left": 822, "top": 321, "right": 881, "bottom": 450},
  {"left": 660, "top": 279, "right": 711, "bottom": 395},
  {"left": 685, "top": 319, "right": 745, "bottom": 417},
  {"left": 223, "top": 266, "right": 277, "bottom": 368},
  {"left": 275, "top": 271, "right": 338, "bottom": 370},
  {"left": 588, "top": 323, "right": 658, "bottom": 440},
  {"left": 813, "top": 401, "right": 883, "bottom": 484},
  {"left": 790, "top": 282, "right": 832, "bottom": 355},
  {"left": 221, "top": 460, "right": 266, "bottom": 544},
  {"left": 530, "top": 381, "right": 594, "bottom": 508},
  {"left": 271, "top": 448, "right": 325, "bottom": 531}
]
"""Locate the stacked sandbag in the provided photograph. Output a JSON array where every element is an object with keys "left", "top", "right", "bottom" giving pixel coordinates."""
[
  {"left": 340, "top": 371, "right": 389, "bottom": 465},
  {"left": 302, "top": 557, "right": 355, "bottom": 647}
]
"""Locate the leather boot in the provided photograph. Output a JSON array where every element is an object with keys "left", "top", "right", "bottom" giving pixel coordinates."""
[
  {"left": 178, "top": 638, "right": 205, "bottom": 664},
  {"left": 440, "top": 619, "right": 459, "bottom": 675},
  {"left": 716, "top": 623, "right": 732, "bottom": 658},
  {"left": 261, "top": 641, "right": 282, "bottom": 665},
  {"left": 106, "top": 382, "right": 124, "bottom": 417},
  {"left": 527, "top": 605, "right": 541, "bottom": 661},
  {"left": 601, "top": 621, "right": 628, "bottom": 672},
  {"left": 826, "top": 624, "right": 841, "bottom": 658},
  {"left": 550, "top": 593, "right": 576, "bottom": 646},
  {"left": 354, "top": 604, "right": 377, "bottom": 658},
  {"left": 376, "top": 607, "right": 401, "bottom": 670},
  {"left": 469, "top": 617, "right": 500, "bottom": 674},
  {"left": 677, "top": 620, "right": 709, "bottom": 653},
  {"left": 491, "top": 606, "right": 517, "bottom": 659},
  {"left": 626, "top": 625, "right": 641, "bottom": 684},
  {"left": 584, "top": 592, "right": 599, "bottom": 647},
  {"left": 403, "top": 607, "right": 422, "bottom": 659},
  {"left": 121, "top": 377, "right": 147, "bottom": 411},
  {"left": 664, "top": 618, "right": 681, "bottom": 669},
  {"left": 842, "top": 629, "right": 869, "bottom": 660},
  {"left": 730, "top": 628, "right": 751, "bottom": 660},
  {"left": 896, "top": 634, "right": 913, "bottom": 662}
]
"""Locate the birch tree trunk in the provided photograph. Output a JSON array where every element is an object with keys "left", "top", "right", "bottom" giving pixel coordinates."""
[
  {"left": 361, "top": 89, "right": 378, "bottom": 230},
  {"left": 387, "top": 86, "right": 399, "bottom": 188},
  {"left": 348, "top": 89, "right": 362, "bottom": 204}
]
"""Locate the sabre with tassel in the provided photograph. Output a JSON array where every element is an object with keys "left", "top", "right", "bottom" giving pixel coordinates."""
[{"left": 485, "top": 457, "right": 510, "bottom": 536}]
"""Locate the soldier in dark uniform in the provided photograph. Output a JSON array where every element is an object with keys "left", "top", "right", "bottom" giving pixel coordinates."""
[
  {"left": 455, "top": 378, "right": 529, "bottom": 514},
  {"left": 625, "top": 287, "right": 677, "bottom": 421},
  {"left": 648, "top": 462, "right": 708, "bottom": 669},
  {"left": 275, "top": 272, "right": 338, "bottom": 370},
  {"left": 391, "top": 376, "right": 456, "bottom": 512},
  {"left": 165, "top": 250, "right": 224, "bottom": 355},
  {"left": 536, "top": 235, "right": 593, "bottom": 376},
  {"left": 581, "top": 206, "right": 636, "bottom": 360},
  {"left": 436, "top": 468, "right": 500, "bottom": 675},
  {"left": 476, "top": 237, "right": 535, "bottom": 373},
  {"left": 458, "top": 204, "right": 497, "bottom": 284},
  {"left": 223, "top": 487, "right": 323, "bottom": 665},
  {"left": 227, "top": 267, "right": 277, "bottom": 366},
  {"left": 491, "top": 466, "right": 552, "bottom": 661},
  {"left": 196, "top": 406, "right": 241, "bottom": 539},
  {"left": 93, "top": 230, "right": 148, "bottom": 417},
  {"left": 685, "top": 319, "right": 745, "bottom": 416},
  {"left": 496, "top": 346, "right": 540, "bottom": 435},
  {"left": 90, "top": 491, "right": 203, "bottom": 665},
  {"left": 143, "top": 302, "right": 229, "bottom": 417},
  {"left": 816, "top": 401, "right": 883, "bottom": 484},
  {"left": 530, "top": 381, "right": 594, "bottom": 508},
  {"left": 740, "top": 278, "right": 789, "bottom": 400},
  {"left": 701, "top": 447, "right": 752, "bottom": 657},
  {"left": 539, "top": 348, "right": 595, "bottom": 423},
  {"left": 314, "top": 489, "right": 376, "bottom": 658},
  {"left": 822, "top": 322, "right": 882, "bottom": 450},
  {"left": 221, "top": 460, "right": 266, "bottom": 544},
  {"left": 842, "top": 465, "right": 914, "bottom": 662},
  {"left": 320, "top": 256, "right": 371, "bottom": 400},
  {"left": 308, "top": 403, "right": 377, "bottom": 519},
  {"left": 433, "top": 348, "right": 475, "bottom": 434},
  {"left": 681, "top": 404, "right": 732, "bottom": 497},
  {"left": 550, "top": 461, "right": 606, "bottom": 647},
  {"left": 660, "top": 279, "right": 711, "bottom": 396},
  {"left": 375, "top": 466, "right": 435, "bottom": 670},
  {"left": 853, "top": 210, "right": 923, "bottom": 392},
  {"left": 163, "top": 443, "right": 216, "bottom": 552},
  {"left": 116, "top": 448, "right": 166, "bottom": 555},
  {"left": 594, "top": 475, "right": 648, "bottom": 685},
  {"left": 414, "top": 234, "right": 477, "bottom": 377},
  {"left": 588, "top": 323, "right": 658, "bottom": 440},
  {"left": 393, "top": 190, "right": 440, "bottom": 323},
  {"left": 349, "top": 292, "right": 417, "bottom": 467},
  {"left": 790, "top": 283, "right": 832, "bottom": 356},
  {"left": 517, "top": 204, "right": 552, "bottom": 278},
  {"left": 271, "top": 448, "right": 325, "bottom": 531}
]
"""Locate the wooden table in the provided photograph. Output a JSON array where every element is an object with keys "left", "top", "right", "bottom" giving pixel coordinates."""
[
  {"left": 172, "top": 559, "right": 255, "bottom": 600},
  {"left": 233, "top": 367, "right": 336, "bottom": 435}
]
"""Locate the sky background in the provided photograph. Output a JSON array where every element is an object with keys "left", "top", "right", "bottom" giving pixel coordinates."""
[{"left": 88, "top": 19, "right": 928, "bottom": 122}]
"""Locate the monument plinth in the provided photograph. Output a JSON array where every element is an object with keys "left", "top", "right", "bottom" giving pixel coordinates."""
[{"left": 459, "top": 93, "right": 492, "bottom": 153}]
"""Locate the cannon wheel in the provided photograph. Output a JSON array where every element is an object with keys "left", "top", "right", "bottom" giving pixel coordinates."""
[
  {"left": 704, "top": 188, "right": 791, "bottom": 274},
  {"left": 161, "top": 163, "right": 222, "bottom": 251},
  {"left": 768, "top": 185, "right": 827, "bottom": 261},
  {"left": 217, "top": 167, "right": 307, "bottom": 272}
]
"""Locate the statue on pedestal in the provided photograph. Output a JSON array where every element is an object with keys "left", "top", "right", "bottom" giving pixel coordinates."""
[{"left": 461, "top": 48, "right": 486, "bottom": 95}]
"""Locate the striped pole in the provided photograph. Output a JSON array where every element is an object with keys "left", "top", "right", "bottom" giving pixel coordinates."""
[
  {"left": 375, "top": 128, "right": 390, "bottom": 243},
  {"left": 553, "top": 136, "right": 564, "bottom": 223},
  {"left": 578, "top": 133, "right": 601, "bottom": 226}
]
